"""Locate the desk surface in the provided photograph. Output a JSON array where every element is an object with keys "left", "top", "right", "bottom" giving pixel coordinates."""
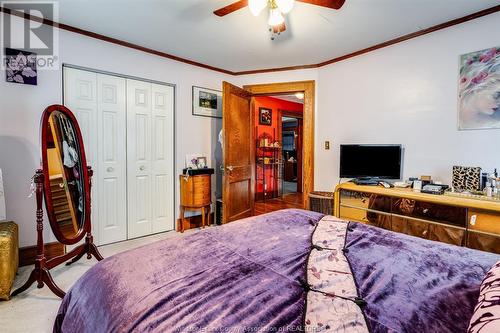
[{"left": 335, "top": 182, "right": 500, "bottom": 213}]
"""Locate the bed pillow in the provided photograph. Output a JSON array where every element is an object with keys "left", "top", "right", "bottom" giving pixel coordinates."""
[{"left": 468, "top": 260, "right": 500, "bottom": 333}]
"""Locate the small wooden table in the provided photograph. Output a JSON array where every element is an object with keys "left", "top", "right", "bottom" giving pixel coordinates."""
[{"left": 179, "top": 173, "right": 212, "bottom": 232}]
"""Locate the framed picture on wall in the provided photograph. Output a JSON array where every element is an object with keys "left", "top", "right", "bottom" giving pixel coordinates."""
[
  {"left": 259, "top": 107, "right": 272, "bottom": 125},
  {"left": 458, "top": 46, "right": 500, "bottom": 130},
  {"left": 192, "top": 86, "right": 222, "bottom": 118},
  {"left": 5, "top": 48, "right": 38, "bottom": 85}
]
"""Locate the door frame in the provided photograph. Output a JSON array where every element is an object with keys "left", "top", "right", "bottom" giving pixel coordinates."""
[{"left": 243, "top": 80, "right": 315, "bottom": 209}]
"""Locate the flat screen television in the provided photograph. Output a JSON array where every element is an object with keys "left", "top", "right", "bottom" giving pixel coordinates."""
[{"left": 340, "top": 144, "right": 402, "bottom": 179}]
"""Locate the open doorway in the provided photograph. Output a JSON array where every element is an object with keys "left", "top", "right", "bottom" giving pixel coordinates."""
[
  {"left": 252, "top": 94, "right": 304, "bottom": 214},
  {"left": 220, "top": 80, "right": 315, "bottom": 224},
  {"left": 280, "top": 108, "right": 303, "bottom": 197}
]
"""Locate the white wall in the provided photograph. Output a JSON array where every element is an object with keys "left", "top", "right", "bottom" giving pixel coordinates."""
[
  {"left": 2, "top": 11, "right": 499, "bottom": 246},
  {"left": 0, "top": 14, "right": 233, "bottom": 246},
  {"left": 315, "top": 12, "right": 500, "bottom": 191}
]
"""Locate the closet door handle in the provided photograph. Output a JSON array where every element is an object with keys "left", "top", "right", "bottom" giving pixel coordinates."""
[
  {"left": 139, "top": 165, "right": 146, "bottom": 171},
  {"left": 107, "top": 167, "right": 114, "bottom": 172}
]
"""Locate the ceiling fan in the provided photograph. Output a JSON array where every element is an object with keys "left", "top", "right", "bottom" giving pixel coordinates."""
[{"left": 214, "top": 0, "right": 346, "bottom": 36}]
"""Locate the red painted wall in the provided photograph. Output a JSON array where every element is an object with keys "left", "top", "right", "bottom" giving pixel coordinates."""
[{"left": 254, "top": 96, "right": 303, "bottom": 197}]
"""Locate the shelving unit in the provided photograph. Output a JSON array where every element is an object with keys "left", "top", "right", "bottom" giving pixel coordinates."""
[{"left": 255, "top": 130, "right": 283, "bottom": 202}]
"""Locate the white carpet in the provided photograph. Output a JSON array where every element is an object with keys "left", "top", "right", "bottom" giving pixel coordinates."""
[{"left": 0, "top": 230, "right": 184, "bottom": 332}]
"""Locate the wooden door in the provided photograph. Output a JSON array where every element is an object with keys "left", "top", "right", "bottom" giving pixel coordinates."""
[{"left": 222, "top": 82, "right": 254, "bottom": 223}]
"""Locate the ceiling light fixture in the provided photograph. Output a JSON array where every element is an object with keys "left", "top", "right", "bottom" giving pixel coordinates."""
[
  {"left": 214, "top": 0, "right": 347, "bottom": 40},
  {"left": 295, "top": 92, "right": 304, "bottom": 100},
  {"left": 249, "top": 0, "right": 295, "bottom": 36},
  {"left": 268, "top": 7, "right": 285, "bottom": 26},
  {"left": 276, "top": 0, "right": 295, "bottom": 14},
  {"left": 249, "top": 0, "right": 267, "bottom": 16}
]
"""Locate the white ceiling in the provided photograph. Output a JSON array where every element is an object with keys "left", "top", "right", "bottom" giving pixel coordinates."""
[{"left": 14, "top": 0, "right": 500, "bottom": 72}]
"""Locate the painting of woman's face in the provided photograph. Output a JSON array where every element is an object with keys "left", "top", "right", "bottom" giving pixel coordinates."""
[{"left": 458, "top": 47, "right": 500, "bottom": 130}]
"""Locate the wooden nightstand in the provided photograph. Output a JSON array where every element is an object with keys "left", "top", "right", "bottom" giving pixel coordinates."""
[{"left": 179, "top": 173, "right": 212, "bottom": 232}]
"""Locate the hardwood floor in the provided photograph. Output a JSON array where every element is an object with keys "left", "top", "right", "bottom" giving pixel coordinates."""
[{"left": 254, "top": 192, "right": 304, "bottom": 215}]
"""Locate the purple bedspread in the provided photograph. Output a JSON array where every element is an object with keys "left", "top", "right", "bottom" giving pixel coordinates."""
[
  {"left": 55, "top": 209, "right": 322, "bottom": 332},
  {"left": 346, "top": 222, "right": 499, "bottom": 333},
  {"left": 54, "top": 209, "right": 500, "bottom": 333}
]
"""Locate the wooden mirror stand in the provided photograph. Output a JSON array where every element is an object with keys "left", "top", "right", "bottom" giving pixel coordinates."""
[
  {"left": 11, "top": 167, "right": 102, "bottom": 298},
  {"left": 12, "top": 104, "right": 103, "bottom": 299}
]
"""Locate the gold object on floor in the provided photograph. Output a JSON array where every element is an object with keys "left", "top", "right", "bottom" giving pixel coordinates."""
[{"left": 0, "top": 221, "right": 18, "bottom": 300}]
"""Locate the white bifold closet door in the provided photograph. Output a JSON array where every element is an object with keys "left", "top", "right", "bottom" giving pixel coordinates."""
[
  {"left": 63, "top": 67, "right": 174, "bottom": 245},
  {"left": 64, "top": 68, "right": 128, "bottom": 245},
  {"left": 96, "top": 75, "right": 128, "bottom": 244},
  {"left": 126, "top": 80, "right": 174, "bottom": 238}
]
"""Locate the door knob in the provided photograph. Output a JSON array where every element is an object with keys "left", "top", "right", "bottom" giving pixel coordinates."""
[
  {"left": 139, "top": 165, "right": 146, "bottom": 171},
  {"left": 107, "top": 167, "right": 114, "bottom": 172}
]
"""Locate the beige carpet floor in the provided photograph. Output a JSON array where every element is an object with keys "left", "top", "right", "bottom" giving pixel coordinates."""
[{"left": 0, "top": 230, "right": 183, "bottom": 332}]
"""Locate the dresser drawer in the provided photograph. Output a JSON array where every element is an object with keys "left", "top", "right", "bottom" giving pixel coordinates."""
[
  {"left": 391, "top": 216, "right": 430, "bottom": 240},
  {"left": 467, "top": 231, "right": 500, "bottom": 254},
  {"left": 193, "top": 175, "right": 210, "bottom": 186},
  {"left": 193, "top": 192, "right": 211, "bottom": 206},
  {"left": 428, "top": 225, "right": 465, "bottom": 246},
  {"left": 392, "top": 198, "right": 467, "bottom": 227},
  {"left": 466, "top": 210, "right": 500, "bottom": 254},
  {"left": 339, "top": 205, "right": 391, "bottom": 230},
  {"left": 468, "top": 210, "right": 500, "bottom": 234},
  {"left": 180, "top": 175, "right": 211, "bottom": 207},
  {"left": 339, "top": 190, "right": 391, "bottom": 213}
]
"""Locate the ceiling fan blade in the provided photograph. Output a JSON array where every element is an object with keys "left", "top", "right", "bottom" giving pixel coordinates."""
[
  {"left": 297, "top": 0, "right": 346, "bottom": 10},
  {"left": 213, "top": 0, "right": 249, "bottom": 17},
  {"left": 272, "top": 22, "right": 287, "bottom": 34}
]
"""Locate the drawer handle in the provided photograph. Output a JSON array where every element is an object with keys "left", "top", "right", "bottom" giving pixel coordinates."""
[
  {"left": 139, "top": 165, "right": 146, "bottom": 171},
  {"left": 107, "top": 167, "right": 114, "bottom": 172},
  {"left": 423, "top": 208, "right": 429, "bottom": 214},
  {"left": 470, "top": 215, "right": 477, "bottom": 226}
]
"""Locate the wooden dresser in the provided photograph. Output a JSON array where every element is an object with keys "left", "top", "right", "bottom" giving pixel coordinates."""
[
  {"left": 334, "top": 183, "right": 500, "bottom": 254},
  {"left": 179, "top": 174, "right": 211, "bottom": 232}
]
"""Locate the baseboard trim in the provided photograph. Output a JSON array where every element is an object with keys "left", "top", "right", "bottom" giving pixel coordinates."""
[
  {"left": 176, "top": 213, "right": 215, "bottom": 232},
  {"left": 19, "top": 242, "right": 65, "bottom": 267}
]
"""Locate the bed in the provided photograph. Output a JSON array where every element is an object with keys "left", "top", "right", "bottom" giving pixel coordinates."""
[{"left": 54, "top": 209, "right": 499, "bottom": 332}]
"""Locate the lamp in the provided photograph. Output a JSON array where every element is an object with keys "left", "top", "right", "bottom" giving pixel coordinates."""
[
  {"left": 295, "top": 92, "right": 304, "bottom": 100},
  {"left": 268, "top": 7, "right": 284, "bottom": 26},
  {"left": 249, "top": 0, "right": 267, "bottom": 16},
  {"left": 276, "top": 0, "right": 295, "bottom": 14}
]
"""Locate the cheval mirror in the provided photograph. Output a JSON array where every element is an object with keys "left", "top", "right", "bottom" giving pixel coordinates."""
[{"left": 12, "top": 104, "right": 103, "bottom": 298}]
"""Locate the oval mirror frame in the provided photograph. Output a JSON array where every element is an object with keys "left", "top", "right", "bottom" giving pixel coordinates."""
[{"left": 41, "top": 104, "right": 90, "bottom": 245}]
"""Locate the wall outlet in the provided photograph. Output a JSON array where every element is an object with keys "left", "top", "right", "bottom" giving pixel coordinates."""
[{"left": 324, "top": 141, "right": 330, "bottom": 150}]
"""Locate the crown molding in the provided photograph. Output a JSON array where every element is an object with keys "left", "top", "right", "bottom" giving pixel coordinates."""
[
  {"left": 0, "top": 6, "right": 236, "bottom": 75},
  {"left": 1, "top": 5, "right": 499, "bottom": 76}
]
